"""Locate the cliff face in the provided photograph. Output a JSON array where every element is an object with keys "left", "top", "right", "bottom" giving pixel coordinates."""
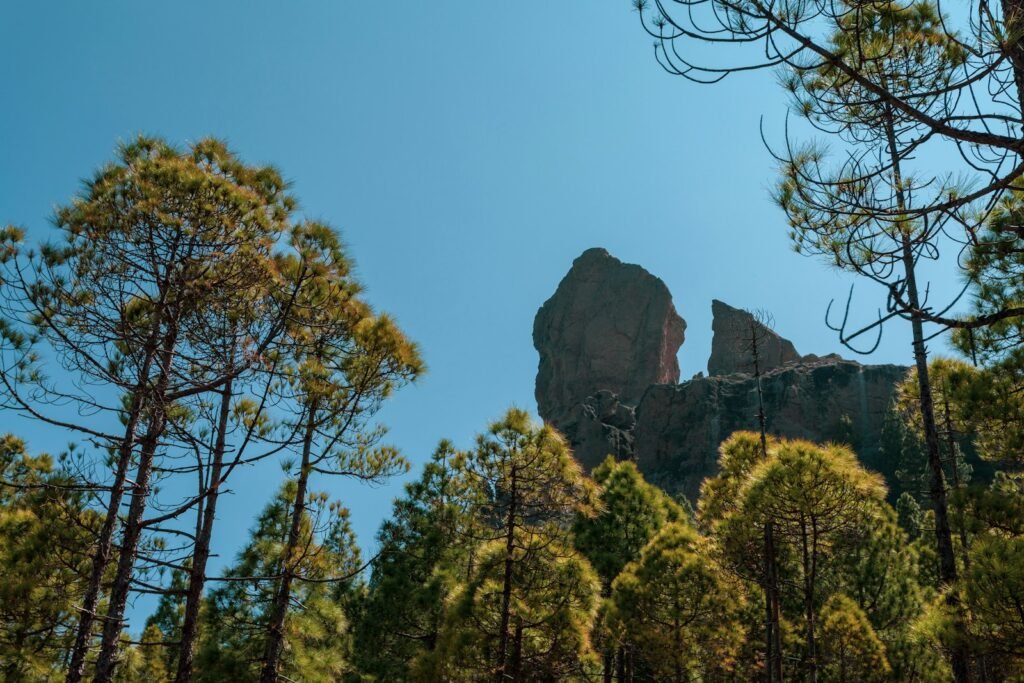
[
  {"left": 533, "top": 248, "right": 910, "bottom": 499},
  {"left": 533, "top": 247, "right": 685, "bottom": 438},
  {"left": 633, "top": 360, "right": 908, "bottom": 499}
]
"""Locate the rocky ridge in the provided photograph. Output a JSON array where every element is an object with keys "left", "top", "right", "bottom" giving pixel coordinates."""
[{"left": 534, "top": 248, "right": 911, "bottom": 499}]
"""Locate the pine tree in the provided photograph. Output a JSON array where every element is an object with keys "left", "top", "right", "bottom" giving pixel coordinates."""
[
  {"left": 776, "top": 5, "right": 972, "bottom": 674},
  {"left": 194, "top": 483, "right": 361, "bottom": 682},
  {"left": 573, "top": 456, "right": 685, "bottom": 681},
  {"left": 699, "top": 430, "right": 786, "bottom": 679},
  {"left": 256, "top": 221, "right": 422, "bottom": 683},
  {"left": 718, "top": 438, "right": 888, "bottom": 682},
  {"left": 836, "top": 506, "right": 924, "bottom": 634},
  {"left": 818, "top": 594, "right": 892, "bottom": 683},
  {"left": 428, "top": 536, "right": 601, "bottom": 682},
  {"left": 352, "top": 441, "right": 476, "bottom": 680},
  {"left": 423, "top": 408, "right": 600, "bottom": 682},
  {"left": 574, "top": 456, "right": 684, "bottom": 590},
  {"left": 0, "top": 435, "right": 97, "bottom": 680},
  {"left": 964, "top": 535, "right": 1024, "bottom": 665},
  {"left": 607, "top": 522, "right": 745, "bottom": 682},
  {"left": 0, "top": 136, "right": 298, "bottom": 683},
  {"left": 954, "top": 191, "right": 1024, "bottom": 374}
]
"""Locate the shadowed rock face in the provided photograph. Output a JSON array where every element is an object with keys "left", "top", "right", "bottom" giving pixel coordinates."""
[
  {"left": 634, "top": 359, "right": 908, "bottom": 500},
  {"left": 554, "top": 390, "right": 636, "bottom": 471},
  {"left": 533, "top": 248, "right": 686, "bottom": 429},
  {"left": 707, "top": 299, "right": 801, "bottom": 376},
  {"left": 533, "top": 248, "right": 913, "bottom": 499}
]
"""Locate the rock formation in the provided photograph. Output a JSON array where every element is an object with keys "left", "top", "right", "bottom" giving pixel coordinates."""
[
  {"left": 707, "top": 299, "right": 801, "bottom": 376},
  {"left": 534, "top": 248, "right": 913, "bottom": 498},
  {"left": 633, "top": 359, "right": 908, "bottom": 500},
  {"left": 533, "top": 247, "right": 685, "bottom": 433}
]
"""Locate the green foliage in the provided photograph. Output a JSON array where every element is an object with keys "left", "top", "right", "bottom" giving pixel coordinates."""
[
  {"left": 836, "top": 506, "right": 925, "bottom": 633},
  {"left": 965, "top": 535, "right": 1024, "bottom": 659},
  {"left": 194, "top": 483, "right": 360, "bottom": 682},
  {"left": 954, "top": 190, "right": 1024, "bottom": 372},
  {"left": 818, "top": 594, "right": 891, "bottom": 683},
  {"left": 896, "top": 492, "right": 924, "bottom": 540},
  {"left": 608, "top": 522, "right": 746, "bottom": 681},
  {"left": 419, "top": 408, "right": 600, "bottom": 681},
  {"left": 955, "top": 474, "right": 1024, "bottom": 538},
  {"left": 139, "top": 565, "right": 188, "bottom": 675},
  {"left": 113, "top": 625, "right": 172, "bottom": 682},
  {"left": 0, "top": 135, "right": 425, "bottom": 681},
  {"left": 0, "top": 436, "right": 96, "bottom": 681},
  {"left": 426, "top": 536, "right": 601, "bottom": 682},
  {"left": 574, "top": 455, "right": 684, "bottom": 586},
  {"left": 896, "top": 358, "right": 1018, "bottom": 465},
  {"left": 881, "top": 401, "right": 929, "bottom": 499},
  {"left": 709, "top": 435, "right": 925, "bottom": 680},
  {"left": 573, "top": 456, "right": 688, "bottom": 679},
  {"left": 0, "top": 128, "right": 1019, "bottom": 680},
  {"left": 9, "top": 135, "right": 294, "bottom": 393},
  {"left": 351, "top": 442, "right": 475, "bottom": 681},
  {"left": 5, "top": 408, "right": 1024, "bottom": 679},
  {"left": 778, "top": 0, "right": 963, "bottom": 266},
  {"left": 698, "top": 430, "right": 772, "bottom": 528}
]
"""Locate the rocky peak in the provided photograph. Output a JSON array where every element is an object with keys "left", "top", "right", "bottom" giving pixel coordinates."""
[
  {"left": 533, "top": 248, "right": 686, "bottom": 425},
  {"left": 531, "top": 251, "right": 942, "bottom": 501},
  {"left": 707, "top": 299, "right": 801, "bottom": 376}
]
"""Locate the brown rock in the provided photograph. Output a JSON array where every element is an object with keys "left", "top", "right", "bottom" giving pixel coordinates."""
[
  {"left": 531, "top": 252, "right": 935, "bottom": 502},
  {"left": 533, "top": 248, "right": 686, "bottom": 427},
  {"left": 707, "top": 299, "right": 801, "bottom": 376}
]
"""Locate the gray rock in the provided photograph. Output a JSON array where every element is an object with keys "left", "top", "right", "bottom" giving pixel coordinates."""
[
  {"left": 633, "top": 360, "right": 909, "bottom": 500},
  {"left": 707, "top": 299, "right": 801, "bottom": 376},
  {"left": 557, "top": 391, "right": 636, "bottom": 471}
]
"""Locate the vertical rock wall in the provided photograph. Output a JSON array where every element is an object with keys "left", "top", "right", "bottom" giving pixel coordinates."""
[{"left": 532, "top": 248, "right": 685, "bottom": 469}]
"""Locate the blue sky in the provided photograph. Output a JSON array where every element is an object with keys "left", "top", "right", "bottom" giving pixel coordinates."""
[{"left": 0, "top": 1, "right": 956, "bottom": 624}]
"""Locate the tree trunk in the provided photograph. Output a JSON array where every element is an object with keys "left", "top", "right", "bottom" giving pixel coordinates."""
[
  {"left": 751, "top": 318, "right": 769, "bottom": 460},
  {"left": 259, "top": 405, "right": 318, "bottom": 683},
  {"left": 764, "top": 521, "right": 783, "bottom": 683},
  {"left": 510, "top": 618, "right": 523, "bottom": 682},
  {"left": 752, "top": 324, "right": 783, "bottom": 683},
  {"left": 942, "top": 391, "right": 972, "bottom": 572},
  {"left": 885, "top": 111, "right": 970, "bottom": 683},
  {"left": 801, "top": 516, "right": 817, "bottom": 683},
  {"left": 494, "top": 463, "right": 518, "bottom": 683},
  {"left": 763, "top": 522, "right": 774, "bottom": 683},
  {"left": 673, "top": 593, "right": 684, "bottom": 683},
  {"left": 65, "top": 395, "right": 145, "bottom": 683},
  {"left": 94, "top": 322, "right": 179, "bottom": 683},
  {"left": 174, "top": 377, "right": 233, "bottom": 683},
  {"left": 65, "top": 338, "right": 162, "bottom": 683}
]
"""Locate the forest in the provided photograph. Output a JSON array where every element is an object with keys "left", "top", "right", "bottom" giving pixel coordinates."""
[{"left": 3, "top": 0, "right": 1024, "bottom": 682}]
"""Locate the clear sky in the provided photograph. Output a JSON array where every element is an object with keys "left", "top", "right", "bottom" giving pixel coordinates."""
[{"left": 0, "top": 1, "right": 956, "bottom": 624}]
